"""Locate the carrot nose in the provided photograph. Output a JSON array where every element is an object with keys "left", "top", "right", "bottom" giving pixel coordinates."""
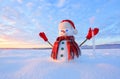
[{"left": 61, "top": 30, "right": 65, "bottom": 33}]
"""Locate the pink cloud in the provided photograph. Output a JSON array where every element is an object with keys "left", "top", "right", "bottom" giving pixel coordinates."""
[
  {"left": 89, "top": 16, "right": 95, "bottom": 25},
  {"left": 2, "top": 15, "right": 16, "bottom": 25}
]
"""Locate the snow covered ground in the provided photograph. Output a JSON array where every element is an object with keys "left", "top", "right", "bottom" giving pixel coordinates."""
[{"left": 0, "top": 48, "right": 120, "bottom": 79}]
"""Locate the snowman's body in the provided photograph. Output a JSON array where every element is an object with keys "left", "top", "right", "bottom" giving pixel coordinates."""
[{"left": 57, "top": 40, "right": 68, "bottom": 61}]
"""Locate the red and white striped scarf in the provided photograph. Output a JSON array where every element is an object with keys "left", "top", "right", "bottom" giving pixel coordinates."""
[{"left": 51, "top": 36, "right": 81, "bottom": 60}]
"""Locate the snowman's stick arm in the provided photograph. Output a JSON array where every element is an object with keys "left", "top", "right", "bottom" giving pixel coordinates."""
[
  {"left": 79, "top": 39, "right": 87, "bottom": 47},
  {"left": 47, "top": 41, "right": 53, "bottom": 47},
  {"left": 79, "top": 28, "right": 92, "bottom": 47}
]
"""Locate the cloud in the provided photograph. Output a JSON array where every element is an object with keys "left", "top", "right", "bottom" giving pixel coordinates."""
[
  {"left": 26, "top": 2, "right": 34, "bottom": 9},
  {"left": 17, "top": 0, "right": 23, "bottom": 4},
  {"left": 0, "top": 24, "right": 20, "bottom": 35},
  {"left": 100, "top": 20, "right": 119, "bottom": 33},
  {"left": 96, "top": 9, "right": 100, "bottom": 13},
  {"left": 71, "top": 3, "right": 81, "bottom": 9},
  {"left": 0, "top": 23, "right": 32, "bottom": 44},
  {"left": 96, "top": 20, "right": 120, "bottom": 42},
  {"left": 0, "top": 5, "right": 43, "bottom": 45},
  {"left": 0, "top": 36, "right": 9, "bottom": 42},
  {"left": 0, "top": 30, "right": 42, "bottom": 48},
  {"left": 0, "top": 34, "right": 16, "bottom": 43},
  {"left": 89, "top": 16, "right": 95, "bottom": 25},
  {"left": 57, "top": 0, "right": 66, "bottom": 7},
  {"left": 1, "top": 6, "right": 22, "bottom": 25},
  {"left": 2, "top": 15, "right": 16, "bottom": 25}
]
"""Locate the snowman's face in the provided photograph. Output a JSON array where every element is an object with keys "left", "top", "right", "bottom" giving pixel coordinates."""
[{"left": 58, "top": 22, "right": 74, "bottom": 36}]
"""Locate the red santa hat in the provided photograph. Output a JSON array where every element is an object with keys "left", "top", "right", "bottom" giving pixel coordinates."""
[{"left": 60, "top": 19, "right": 78, "bottom": 34}]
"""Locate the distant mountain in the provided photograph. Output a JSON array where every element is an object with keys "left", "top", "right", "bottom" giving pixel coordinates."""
[
  {"left": 81, "top": 44, "right": 120, "bottom": 49},
  {"left": 109, "top": 41, "right": 120, "bottom": 44}
]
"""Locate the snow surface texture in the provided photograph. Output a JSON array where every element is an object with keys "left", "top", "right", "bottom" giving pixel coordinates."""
[{"left": 0, "top": 49, "right": 120, "bottom": 79}]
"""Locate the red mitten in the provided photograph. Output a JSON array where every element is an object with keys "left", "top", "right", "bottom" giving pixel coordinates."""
[
  {"left": 39, "top": 32, "right": 48, "bottom": 41},
  {"left": 93, "top": 28, "right": 99, "bottom": 35},
  {"left": 86, "top": 28, "right": 99, "bottom": 40},
  {"left": 86, "top": 28, "right": 92, "bottom": 40}
]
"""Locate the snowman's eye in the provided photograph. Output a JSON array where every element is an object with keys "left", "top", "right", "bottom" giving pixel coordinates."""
[{"left": 66, "top": 29, "right": 68, "bottom": 32}]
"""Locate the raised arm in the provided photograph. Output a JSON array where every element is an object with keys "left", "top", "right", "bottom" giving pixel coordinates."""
[
  {"left": 39, "top": 32, "right": 53, "bottom": 47},
  {"left": 79, "top": 28, "right": 99, "bottom": 47}
]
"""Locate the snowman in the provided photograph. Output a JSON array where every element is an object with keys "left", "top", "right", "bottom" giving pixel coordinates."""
[
  {"left": 51, "top": 20, "right": 81, "bottom": 61},
  {"left": 39, "top": 19, "right": 99, "bottom": 62}
]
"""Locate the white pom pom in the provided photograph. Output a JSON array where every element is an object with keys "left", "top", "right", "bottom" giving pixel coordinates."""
[{"left": 73, "top": 29, "right": 78, "bottom": 34}]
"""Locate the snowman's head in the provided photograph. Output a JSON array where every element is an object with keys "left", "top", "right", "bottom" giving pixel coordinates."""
[{"left": 58, "top": 20, "right": 77, "bottom": 36}]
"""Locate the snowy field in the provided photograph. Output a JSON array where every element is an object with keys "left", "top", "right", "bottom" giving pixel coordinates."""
[{"left": 0, "top": 48, "right": 120, "bottom": 79}]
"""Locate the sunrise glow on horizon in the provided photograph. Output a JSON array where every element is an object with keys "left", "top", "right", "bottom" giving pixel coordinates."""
[{"left": 0, "top": 38, "right": 50, "bottom": 48}]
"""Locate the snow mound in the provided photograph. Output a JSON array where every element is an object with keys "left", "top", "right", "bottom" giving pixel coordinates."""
[{"left": 0, "top": 49, "right": 120, "bottom": 79}]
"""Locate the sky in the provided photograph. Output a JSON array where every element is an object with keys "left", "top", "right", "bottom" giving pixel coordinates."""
[{"left": 0, "top": 0, "right": 120, "bottom": 48}]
